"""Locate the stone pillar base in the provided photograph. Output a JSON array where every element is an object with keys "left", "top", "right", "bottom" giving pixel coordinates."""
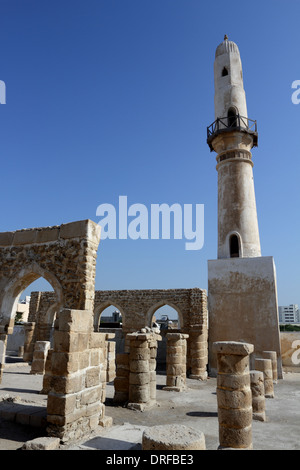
[
  {"left": 142, "top": 424, "right": 206, "bottom": 450},
  {"left": 189, "top": 372, "right": 208, "bottom": 381},
  {"left": 127, "top": 399, "right": 157, "bottom": 412},
  {"left": 162, "top": 386, "right": 186, "bottom": 392}
]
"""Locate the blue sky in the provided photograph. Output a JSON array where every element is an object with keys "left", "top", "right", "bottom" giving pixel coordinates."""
[{"left": 0, "top": 0, "right": 299, "bottom": 308}]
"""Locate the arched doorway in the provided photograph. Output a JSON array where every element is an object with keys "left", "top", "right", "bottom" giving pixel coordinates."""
[
  {"left": 0, "top": 265, "right": 63, "bottom": 369},
  {"left": 94, "top": 302, "right": 125, "bottom": 356},
  {"left": 229, "top": 234, "right": 240, "bottom": 258},
  {"left": 94, "top": 302, "right": 124, "bottom": 331},
  {"left": 148, "top": 302, "right": 182, "bottom": 372},
  {"left": 6, "top": 277, "right": 58, "bottom": 361},
  {"left": 227, "top": 107, "right": 238, "bottom": 128}
]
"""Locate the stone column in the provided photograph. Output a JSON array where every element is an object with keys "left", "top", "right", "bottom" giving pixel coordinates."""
[
  {"left": 41, "top": 349, "right": 53, "bottom": 394},
  {"left": 36, "top": 323, "right": 53, "bottom": 343},
  {"left": 250, "top": 370, "right": 266, "bottom": 422},
  {"left": 254, "top": 358, "right": 274, "bottom": 398},
  {"left": 128, "top": 332, "right": 151, "bottom": 410},
  {"left": 0, "top": 336, "right": 7, "bottom": 383},
  {"left": 30, "top": 341, "right": 51, "bottom": 375},
  {"left": 23, "top": 322, "right": 36, "bottom": 362},
  {"left": 187, "top": 328, "right": 208, "bottom": 380},
  {"left": 127, "top": 330, "right": 161, "bottom": 411},
  {"left": 46, "top": 309, "right": 107, "bottom": 443},
  {"left": 262, "top": 351, "right": 278, "bottom": 383},
  {"left": 149, "top": 337, "right": 158, "bottom": 403},
  {"left": 164, "top": 333, "right": 189, "bottom": 392},
  {"left": 113, "top": 353, "right": 129, "bottom": 403},
  {"left": 105, "top": 334, "right": 116, "bottom": 382},
  {"left": 213, "top": 341, "right": 254, "bottom": 450}
]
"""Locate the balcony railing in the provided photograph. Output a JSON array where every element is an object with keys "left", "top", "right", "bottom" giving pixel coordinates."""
[{"left": 207, "top": 114, "right": 258, "bottom": 150}]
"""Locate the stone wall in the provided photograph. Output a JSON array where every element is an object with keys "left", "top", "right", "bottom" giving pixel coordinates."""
[
  {"left": 26, "top": 287, "right": 208, "bottom": 379},
  {"left": 208, "top": 257, "right": 282, "bottom": 378},
  {"left": 94, "top": 288, "right": 207, "bottom": 333},
  {"left": 46, "top": 309, "right": 109, "bottom": 442},
  {"left": 0, "top": 220, "right": 105, "bottom": 442},
  {"left": 0, "top": 220, "right": 100, "bottom": 327}
]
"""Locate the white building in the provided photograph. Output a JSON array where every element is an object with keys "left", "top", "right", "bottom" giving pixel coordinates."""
[{"left": 278, "top": 304, "right": 300, "bottom": 323}]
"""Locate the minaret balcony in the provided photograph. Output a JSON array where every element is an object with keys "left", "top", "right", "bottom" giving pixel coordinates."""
[{"left": 207, "top": 114, "right": 258, "bottom": 151}]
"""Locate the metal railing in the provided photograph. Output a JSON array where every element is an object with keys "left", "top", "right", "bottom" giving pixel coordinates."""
[{"left": 207, "top": 114, "right": 257, "bottom": 140}]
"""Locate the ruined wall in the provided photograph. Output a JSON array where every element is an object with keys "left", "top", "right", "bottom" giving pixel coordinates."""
[
  {"left": 26, "top": 287, "right": 208, "bottom": 379},
  {"left": 0, "top": 220, "right": 105, "bottom": 442},
  {"left": 94, "top": 288, "right": 207, "bottom": 333},
  {"left": 0, "top": 220, "right": 100, "bottom": 330}
]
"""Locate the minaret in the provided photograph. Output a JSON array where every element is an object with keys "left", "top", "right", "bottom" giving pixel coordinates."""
[
  {"left": 207, "top": 37, "right": 282, "bottom": 378},
  {"left": 207, "top": 35, "right": 260, "bottom": 259}
]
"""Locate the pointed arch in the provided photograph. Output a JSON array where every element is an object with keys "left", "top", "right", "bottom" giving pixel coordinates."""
[
  {"left": 146, "top": 300, "right": 183, "bottom": 329},
  {"left": 0, "top": 262, "right": 64, "bottom": 329},
  {"left": 227, "top": 106, "right": 238, "bottom": 127},
  {"left": 226, "top": 231, "right": 243, "bottom": 258},
  {"left": 94, "top": 300, "right": 125, "bottom": 331}
]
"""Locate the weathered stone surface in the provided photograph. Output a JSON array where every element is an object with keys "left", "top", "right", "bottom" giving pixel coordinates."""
[
  {"left": 250, "top": 370, "right": 266, "bottom": 421},
  {"left": 262, "top": 350, "right": 278, "bottom": 382},
  {"left": 213, "top": 341, "right": 254, "bottom": 356},
  {"left": 22, "top": 437, "right": 60, "bottom": 450},
  {"left": 214, "top": 341, "right": 253, "bottom": 450},
  {"left": 164, "top": 332, "right": 189, "bottom": 392},
  {"left": 142, "top": 424, "right": 206, "bottom": 450},
  {"left": 254, "top": 358, "right": 274, "bottom": 398}
]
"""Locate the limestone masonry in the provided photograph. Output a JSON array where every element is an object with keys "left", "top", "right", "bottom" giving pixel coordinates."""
[{"left": 0, "top": 36, "right": 290, "bottom": 450}]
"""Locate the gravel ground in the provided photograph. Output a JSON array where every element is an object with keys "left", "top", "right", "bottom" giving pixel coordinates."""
[{"left": 0, "top": 358, "right": 299, "bottom": 451}]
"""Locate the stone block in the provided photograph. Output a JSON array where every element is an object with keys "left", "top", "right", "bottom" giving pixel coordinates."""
[
  {"left": 129, "top": 372, "right": 150, "bottom": 385},
  {"left": 80, "top": 385, "right": 102, "bottom": 406},
  {"left": 13, "top": 229, "right": 37, "bottom": 245},
  {"left": 89, "top": 332, "right": 106, "bottom": 349},
  {"left": 58, "top": 309, "right": 93, "bottom": 333},
  {"left": 22, "top": 437, "right": 60, "bottom": 450},
  {"left": 59, "top": 219, "right": 100, "bottom": 242},
  {"left": 51, "top": 351, "right": 79, "bottom": 375},
  {"left": 142, "top": 424, "right": 206, "bottom": 450},
  {"left": 85, "top": 366, "right": 100, "bottom": 388},
  {"left": 35, "top": 228, "right": 60, "bottom": 244},
  {"left": 0, "top": 231, "right": 14, "bottom": 246},
  {"left": 130, "top": 360, "right": 149, "bottom": 373},
  {"left": 47, "top": 393, "right": 77, "bottom": 416}
]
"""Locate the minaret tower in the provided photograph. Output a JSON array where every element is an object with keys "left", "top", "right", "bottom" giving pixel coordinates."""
[
  {"left": 207, "top": 36, "right": 282, "bottom": 378},
  {"left": 207, "top": 35, "right": 260, "bottom": 259}
]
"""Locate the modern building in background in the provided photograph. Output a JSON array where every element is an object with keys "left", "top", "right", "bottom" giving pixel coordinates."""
[{"left": 278, "top": 304, "right": 300, "bottom": 324}]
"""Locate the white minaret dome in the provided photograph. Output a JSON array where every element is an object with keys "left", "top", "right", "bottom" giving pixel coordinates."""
[{"left": 215, "top": 35, "right": 240, "bottom": 58}]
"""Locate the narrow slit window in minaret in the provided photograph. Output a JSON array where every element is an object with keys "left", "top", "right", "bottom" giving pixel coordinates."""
[
  {"left": 229, "top": 234, "right": 240, "bottom": 258},
  {"left": 222, "top": 67, "right": 228, "bottom": 77}
]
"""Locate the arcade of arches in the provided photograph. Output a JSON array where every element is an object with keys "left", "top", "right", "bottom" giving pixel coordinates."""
[{"left": 0, "top": 219, "right": 208, "bottom": 443}]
